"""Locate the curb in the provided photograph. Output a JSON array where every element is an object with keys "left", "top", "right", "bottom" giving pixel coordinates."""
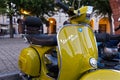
[{"left": 0, "top": 71, "right": 21, "bottom": 80}]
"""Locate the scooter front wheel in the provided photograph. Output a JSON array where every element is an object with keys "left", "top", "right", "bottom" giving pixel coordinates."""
[{"left": 80, "top": 69, "right": 120, "bottom": 80}]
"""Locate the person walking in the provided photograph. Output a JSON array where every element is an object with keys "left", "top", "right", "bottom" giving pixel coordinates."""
[
  {"left": 17, "top": 18, "right": 27, "bottom": 42},
  {"left": 17, "top": 18, "right": 24, "bottom": 34}
]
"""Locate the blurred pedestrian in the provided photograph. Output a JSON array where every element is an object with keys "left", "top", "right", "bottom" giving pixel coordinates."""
[
  {"left": 17, "top": 18, "right": 28, "bottom": 42},
  {"left": 17, "top": 18, "right": 24, "bottom": 34}
]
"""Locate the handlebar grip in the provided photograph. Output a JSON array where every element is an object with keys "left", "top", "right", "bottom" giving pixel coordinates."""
[
  {"left": 110, "top": 34, "right": 120, "bottom": 40},
  {"left": 55, "top": 0, "right": 69, "bottom": 11},
  {"left": 55, "top": 0, "right": 75, "bottom": 16},
  {"left": 95, "top": 33, "right": 110, "bottom": 42},
  {"left": 95, "top": 33, "right": 120, "bottom": 42}
]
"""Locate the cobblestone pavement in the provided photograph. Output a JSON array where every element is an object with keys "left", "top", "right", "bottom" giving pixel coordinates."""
[{"left": 0, "top": 37, "right": 29, "bottom": 74}]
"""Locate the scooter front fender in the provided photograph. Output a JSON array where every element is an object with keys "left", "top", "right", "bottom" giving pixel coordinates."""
[{"left": 80, "top": 69, "right": 120, "bottom": 80}]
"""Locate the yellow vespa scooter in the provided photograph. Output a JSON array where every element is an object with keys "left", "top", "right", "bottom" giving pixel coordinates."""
[{"left": 18, "top": 0, "right": 120, "bottom": 80}]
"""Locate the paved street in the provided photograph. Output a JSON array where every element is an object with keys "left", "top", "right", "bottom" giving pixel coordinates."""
[{"left": 0, "top": 36, "right": 28, "bottom": 75}]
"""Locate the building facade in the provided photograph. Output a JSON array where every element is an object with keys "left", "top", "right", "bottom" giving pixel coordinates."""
[{"left": 110, "top": 0, "right": 120, "bottom": 34}]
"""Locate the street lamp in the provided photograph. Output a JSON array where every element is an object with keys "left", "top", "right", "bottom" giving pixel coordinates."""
[
  {"left": 47, "top": 18, "right": 56, "bottom": 34},
  {"left": 20, "top": 9, "right": 31, "bottom": 15}
]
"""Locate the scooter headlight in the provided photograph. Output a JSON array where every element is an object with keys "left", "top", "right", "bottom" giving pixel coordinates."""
[{"left": 89, "top": 58, "right": 97, "bottom": 68}]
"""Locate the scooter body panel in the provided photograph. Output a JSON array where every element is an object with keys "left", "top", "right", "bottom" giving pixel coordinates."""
[
  {"left": 32, "top": 45, "right": 58, "bottom": 80},
  {"left": 80, "top": 69, "right": 120, "bottom": 80},
  {"left": 18, "top": 45, "right": 56, "bottom": 80},
  {"left": 18, "top": 47, "right": 41, "bottom": 76},
  {"left": 57, "top": 24, "right": 98, "bottom": 80}
]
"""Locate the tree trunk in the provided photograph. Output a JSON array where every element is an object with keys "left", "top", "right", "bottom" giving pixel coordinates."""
[
  {"left": 8, "top": 2, "right": 14, "bottom": 38},
  {"left": 9, "top": 15, "right": 14, "bottom": 38}
]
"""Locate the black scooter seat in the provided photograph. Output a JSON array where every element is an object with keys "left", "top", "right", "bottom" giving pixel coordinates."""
[{"left": 26, "top": 34, "right": 57, "bottom": 46}]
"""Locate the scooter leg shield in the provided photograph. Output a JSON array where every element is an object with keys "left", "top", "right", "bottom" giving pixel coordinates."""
[{"left": 80, "top": 69, "right": 120, "bottom": 80}]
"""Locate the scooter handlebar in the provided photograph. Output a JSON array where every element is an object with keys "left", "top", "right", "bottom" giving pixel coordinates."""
[
  {"left": 55, "top": 0, "right": 75, "bottom": 16},
  {"left": 95, "top": 33, "right": 110, "bottom": 42},
  {"left": 55, "top": 0, "right": 69, "bottom": 11},
  {"left": 95, "top": 33, "right": 120, "bottom": 42},
  {"left": 109, "top": 34, "right": 120, "bottom": 40}
]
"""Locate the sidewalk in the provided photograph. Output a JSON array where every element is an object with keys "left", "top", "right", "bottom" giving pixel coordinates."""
[{"left": 0, "top": 36, "right": 28, "bottom": 75}]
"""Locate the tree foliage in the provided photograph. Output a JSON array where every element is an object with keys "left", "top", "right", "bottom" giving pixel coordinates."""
[
  {"left": 0, "top": 0, "right": 6, "bottom": 14},
  {"left": 11, "top": 0, "right": 55, "bottom": 17},
  {"left": 92, "top": 0, "right": 112, "bottom": 16}
]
